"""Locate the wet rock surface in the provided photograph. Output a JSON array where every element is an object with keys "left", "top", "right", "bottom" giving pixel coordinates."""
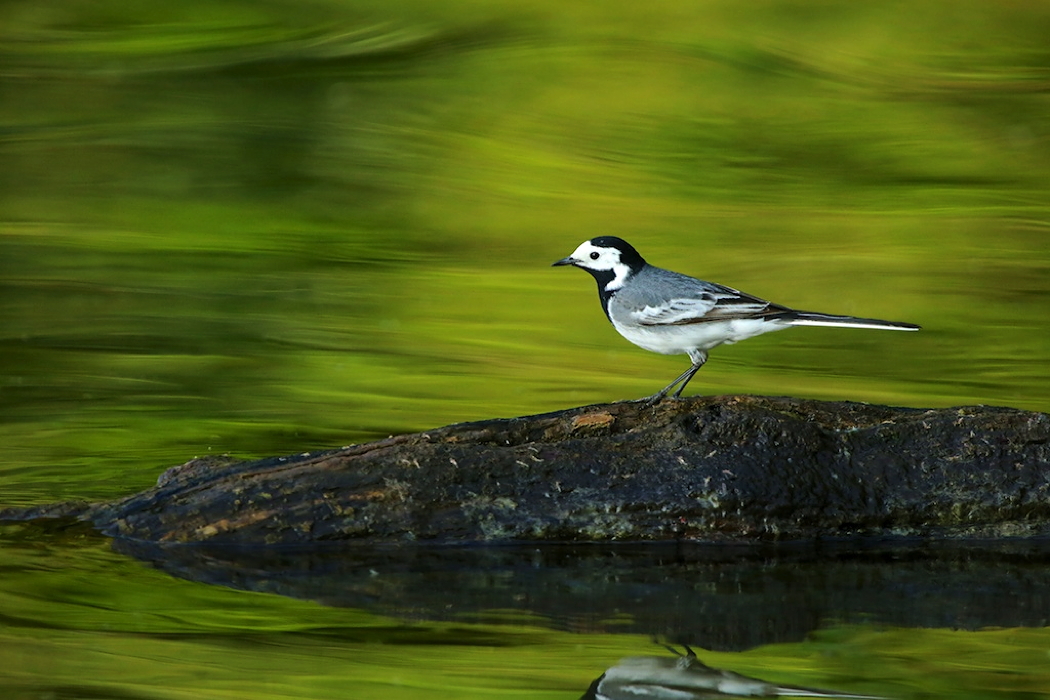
[{"left": 4, "top": 395, "right": 1050, "bottom": 544}]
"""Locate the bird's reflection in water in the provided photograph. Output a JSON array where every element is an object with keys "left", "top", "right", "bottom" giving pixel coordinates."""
[{"left": 581, "top": 646, "right": 884, "bottom": 700}]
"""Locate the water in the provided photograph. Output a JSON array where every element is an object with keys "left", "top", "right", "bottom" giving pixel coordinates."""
[
  {"left": 4, "top": 523, "right": 1050, "bottom": 698},
  {"left": 2, "top": 1, "right": 1050, "bottom": 697}
]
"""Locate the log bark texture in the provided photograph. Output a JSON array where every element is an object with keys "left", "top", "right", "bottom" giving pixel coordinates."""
[{"left": 5, "top": 396, "right": 1050, "bottom": 544}]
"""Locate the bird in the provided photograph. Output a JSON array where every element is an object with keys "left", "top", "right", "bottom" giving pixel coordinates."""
[
  {"left": 552, "top": 236, "right": 920, "bottom": 401},
  {"left": 580, "top": 645, "right": 886, "bottom": 699}
]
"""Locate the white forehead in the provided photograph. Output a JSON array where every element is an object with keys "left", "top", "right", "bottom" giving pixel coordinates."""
[{"left": 572, "top": 240, "right": 621, "bottom": 263}]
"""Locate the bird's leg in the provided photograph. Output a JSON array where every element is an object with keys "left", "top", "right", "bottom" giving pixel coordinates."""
[
  {"left": 670, "top": 366, "right": 701, "bottom": 398},
  {"left": 646, "top": 365, "right": 698, "bottom": 403},
  {"left": 652, "top": 364, "right": 699, "bottom": 401},
  {"left": 672, "top": 350, "right": 709, "bottom": 398},
  {"left": 645, "top": 350, "right": 708, "bottom": 402}
]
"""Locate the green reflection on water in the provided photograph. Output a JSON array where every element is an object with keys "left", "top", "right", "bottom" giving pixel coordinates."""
[{"left": 2, "top": 525, "right": 1050, "bottom": 699}]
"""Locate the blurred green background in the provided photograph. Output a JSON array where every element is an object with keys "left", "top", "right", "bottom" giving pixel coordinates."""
[
  {"left": 2, "top": 0, "right": 1049, "bottom": 506},
  {"left": 4, "top": 3, "right": 1050, "bottom": 699}
]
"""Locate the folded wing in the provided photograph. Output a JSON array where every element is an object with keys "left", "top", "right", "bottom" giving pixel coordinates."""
[{"left": 630, "top": 285, "right": 786, "bottom": 327}]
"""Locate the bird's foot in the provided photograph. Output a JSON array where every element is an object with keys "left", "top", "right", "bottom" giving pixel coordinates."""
[{"left": 638, "top": 391, "right": 671, "bottom": 406}]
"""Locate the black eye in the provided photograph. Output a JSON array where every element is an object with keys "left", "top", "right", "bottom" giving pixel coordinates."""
[{"left": 590, "top": 252, "right": 600, "bottom": 260}]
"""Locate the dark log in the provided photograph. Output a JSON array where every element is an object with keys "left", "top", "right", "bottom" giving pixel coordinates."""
[{"left": 4, "top": 396, "right": 1049, "bottom": 544}]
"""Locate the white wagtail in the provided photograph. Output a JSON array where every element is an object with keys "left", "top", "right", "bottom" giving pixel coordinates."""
[
  {"left": 553, "top": 236, "right": 920, "bottom": 401},
  {"left": 580, "top": 645, "right": 884, "bottom": 699}
]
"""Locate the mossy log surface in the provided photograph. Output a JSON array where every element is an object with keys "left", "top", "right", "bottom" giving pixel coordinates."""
[{"left": 5, "top": 396, "right": 1050, "bottom": 544}]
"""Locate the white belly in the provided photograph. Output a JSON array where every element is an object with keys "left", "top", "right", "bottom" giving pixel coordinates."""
[{"left": 610, "top": 317, "right": 789, "bottom": 356}]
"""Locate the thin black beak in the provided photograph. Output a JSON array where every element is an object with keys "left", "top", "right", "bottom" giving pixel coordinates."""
[{"left": 551, "top": 256, "right": 577, "bottom": 267}]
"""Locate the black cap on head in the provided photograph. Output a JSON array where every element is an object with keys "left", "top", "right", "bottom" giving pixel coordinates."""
[{"left": 589, "top": 236, "right": 646, "bottom": 269}]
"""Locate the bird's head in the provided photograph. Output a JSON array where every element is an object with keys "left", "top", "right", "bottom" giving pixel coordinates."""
[{"left": 552, "top": 236, "right": 647, "bottom": 292}]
